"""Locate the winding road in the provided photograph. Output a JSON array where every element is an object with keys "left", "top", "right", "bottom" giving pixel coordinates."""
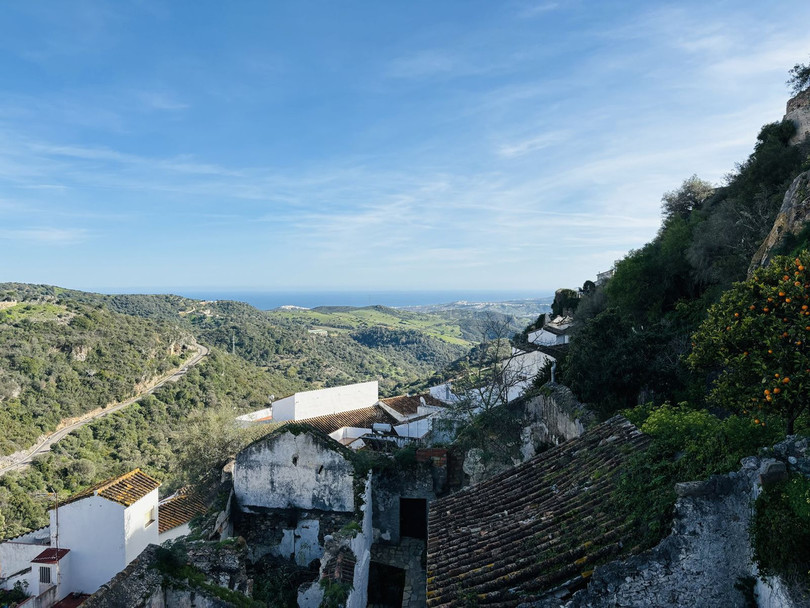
[{"left": 0, "top": 343, "right": 209, "bottom": 477}]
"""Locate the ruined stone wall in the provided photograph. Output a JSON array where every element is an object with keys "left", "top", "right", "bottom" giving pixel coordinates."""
[
  {"left": 235, "top": 507, "right": 352, "bottom": 568},
  {"left": 82, "top": 544, "right": 246, "bottom": 608},
  {"left": 372, "top": 465, "right": 436, "bottom": 546},
  {"left": 786, "top": 89, "right": 810, "bottom": 146},
  {"left": 518, "top": 384, "right": 594, "bottom": 457},
  {"left": 234, "top": 431, "right": 356, "bottom": 513}
]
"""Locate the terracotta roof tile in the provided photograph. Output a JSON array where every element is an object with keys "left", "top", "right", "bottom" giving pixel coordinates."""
[
  {"left": 59, "top": 469, "right": 160, "bottom": 509},
  {"left": 32, "top": 548, "right": 70, "bottom": 563},
  {"left": 426, "top": 416, "right": 649, "bottom": 607},
  {"left": 158, "top": 491, "right": 207, "bottom": 534},
  {"left": 293, "top": 405, "right": 398, "bottom": 435},
  {"left": 380, "top": 393, "right": 446, "bottom": 416}
]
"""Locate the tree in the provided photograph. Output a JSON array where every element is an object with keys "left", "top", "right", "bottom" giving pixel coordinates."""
[
  {"left": 787, "top": 57, "right": 810, "bottom": 95},
  {"left": 688, "top": 252, "right": 810, "bottom": 434},
  {"left": 551, "top": 288, "right": 579, "bottom": 317},
  {"left": 661, "top": 175, "right": 713, "bottom": 220},
  {"left": 448, "top": 313, "right": 532, "bottom": 421}
]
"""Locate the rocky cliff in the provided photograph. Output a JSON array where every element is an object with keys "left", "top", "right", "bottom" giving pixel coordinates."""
[{"left": 749, "top": 170, "right": 810, "bottom": 274}]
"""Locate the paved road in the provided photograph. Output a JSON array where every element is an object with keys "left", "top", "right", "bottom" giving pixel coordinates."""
[{"left": 0, "top": 343, "right": 209, "bottom": 477}]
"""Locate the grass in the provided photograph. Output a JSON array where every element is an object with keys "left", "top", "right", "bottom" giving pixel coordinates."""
[
  {"left": 266, "top": 307, "right": 472, "bottom": 346},
  {"left": 0, "top": 302, "right": 73, "bottom": 323}
]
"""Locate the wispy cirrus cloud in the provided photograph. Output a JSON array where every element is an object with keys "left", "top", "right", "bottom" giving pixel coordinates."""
[{"left": 0, "top": 227, "right": 88, "bottom": 244}]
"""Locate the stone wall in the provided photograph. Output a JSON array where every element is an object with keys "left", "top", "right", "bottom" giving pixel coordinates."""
[
  {"left": 529, "top": 438, "right": 810, "bottom": 608},
  {"left": 234, "top": 508, "right": 353, "bottom": 567},
  {"left": 372, "top": 465, "right": 436, "bottom": 547},
  {"left": 518, "top": 384, "right": 594, "bottom": 456},
  {"left": 82, "top": 544, "right": 247, "bottom": 608},
  {"left": 234, "top": 430, "right": 356, "bottom": 513}
]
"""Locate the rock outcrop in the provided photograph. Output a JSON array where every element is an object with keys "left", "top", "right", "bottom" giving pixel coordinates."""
[
  {"left": 748, "top": 170, "right": 810, "bottom": 275},
  {"left": 786, "top": 89, "right": 810, "bottom": 146},
  {"left": 529, "top": 437, "right": 810, "bottom": 608}
]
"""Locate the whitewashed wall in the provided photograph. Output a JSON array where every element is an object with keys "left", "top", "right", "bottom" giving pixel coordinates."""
[
  {"left": 53, "top": 496, "right": 125, "bottom": 593},
  {"left": 346, "top": 473, "right": 373, "bottom": 608},
  {"left": 0, "top": 539, "right": 46, "bottom": 590},
  {"left": 123, "top": 489, "right": 160, "bottom": 565},
  {"left": 272, "top": 381, "right": 379, "bottom": 421},
  {"left": 234, "top": 431, "right": 356, "bottom": 512}
]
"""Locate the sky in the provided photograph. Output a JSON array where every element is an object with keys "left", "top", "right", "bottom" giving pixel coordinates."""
[{"left": 2, "top": 1, "right": 810, "bottom": 295}]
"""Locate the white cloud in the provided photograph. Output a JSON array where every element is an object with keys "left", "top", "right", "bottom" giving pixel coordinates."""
[{"left": 0, "top": 227, "right": 88, "bottom": 244}]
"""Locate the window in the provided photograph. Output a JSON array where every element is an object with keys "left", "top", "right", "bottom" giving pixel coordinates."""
[
  {"left": 145, "top": 506, "right": 156, "bottom": 527},
  {"left": 39, "top": 566, "right": 51, "bottom": 584}
]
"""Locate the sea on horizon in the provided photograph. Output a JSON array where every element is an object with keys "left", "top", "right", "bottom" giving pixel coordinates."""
[{"left": 146, "top": 289, "right": 550, "bottom": 311}]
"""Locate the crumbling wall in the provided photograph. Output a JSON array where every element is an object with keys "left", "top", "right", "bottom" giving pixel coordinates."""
[
  {"left": 372, "top": 465, "right": 436, "bottom": 546},
  {"left": 234, "top": 430, "right": 356, "bottom": 513},
  {"left": 297, "top": 473, "right": 375, "bottom": 608},
  {"left": 519, "top": 384, "right": 594, "bottom": 456},
  {"left": 235, "top": 508, "right": 352, "bottom": 567},
  {"left": 82, "top": 543, "right": 249, "bottom": 608}
]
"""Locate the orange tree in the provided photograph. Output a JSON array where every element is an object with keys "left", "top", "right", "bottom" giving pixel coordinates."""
[{"left": 688, "top": 252, "right": 810, "bottom": 435}]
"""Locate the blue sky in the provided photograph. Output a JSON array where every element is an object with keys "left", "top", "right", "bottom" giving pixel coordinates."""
[{"left": 2, "top": 1, "right": 810, "bottom": 294}]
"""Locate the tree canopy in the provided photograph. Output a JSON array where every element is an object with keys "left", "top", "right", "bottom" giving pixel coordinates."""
[
  {"left": 788, "top": 57, "right": 810, "bottom": 95},
  {"left": 688, "top": 252, "right": 810, "bottom": 434}
]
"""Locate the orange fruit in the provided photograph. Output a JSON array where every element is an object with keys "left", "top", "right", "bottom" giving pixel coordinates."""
[
  {"left": 783, "top": 377, "right": 790, "bottom": 383},
  {"left": 773, "top": 387, "right": 781, "bottom": 394}
]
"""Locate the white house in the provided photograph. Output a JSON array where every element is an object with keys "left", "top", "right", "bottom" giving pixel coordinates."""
[
  {"left": 0, "top": 469, "right": 161, "bottom": 607},
  {"left": 50, "top": 468, "right": 160, "bottom": 594},
  {"left": 527, "top": 316, "right": 574, "bottom": 346}
]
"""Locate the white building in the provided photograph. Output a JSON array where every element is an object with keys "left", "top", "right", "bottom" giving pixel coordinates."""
[
  {"left": 271, "top": 381, "right": 379, "bottom": 421},
  {"left": 527, "top": 316, "right": 574, "bottom": 346},
  {"left": 0, "top": 469, "right": 162, "bottom": 607},
  {"left": 50, "top": 469, "right": 160, "bottom": 594}
]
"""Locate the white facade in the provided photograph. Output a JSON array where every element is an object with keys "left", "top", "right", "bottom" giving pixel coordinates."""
[
  {"left": 158, "top": 523, "right": 192, "bottom": 545},
  {"left": 53, "top": 488, "right": 159, "bottom": 593},
  {"left": 271, "top": 381, "right": 379, "bottom": 421},
  {"left": 234, "top": 431, "right": 356, "bottom": 513},
  {"left": 527, "top": 327, "right": 569, "bottom": 346},
  {"left": 0, "top": 528, "right": 50, "bottom": 591}
]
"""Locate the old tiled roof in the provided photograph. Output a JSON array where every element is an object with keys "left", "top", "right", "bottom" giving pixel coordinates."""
[
  {"left": 59, "top": 469, "right": 160, "bottom": 509},
  {"left": 32, "top": 548, "right": 70, "bottom": 563},
  {"left": 158, "top": 491, "right": 207, "bottom": 534},
  {"left": 427, "top": 416, "right": 650, "bottom": 607},
  {"left": 380, "top": 393, "right": 446, "bottom": 416},
  {"left": 52, "top": 593, "right": 91, "bottom": 608},
  {"left": 294, "top": 405, "right": 398, "bottom": 435}
]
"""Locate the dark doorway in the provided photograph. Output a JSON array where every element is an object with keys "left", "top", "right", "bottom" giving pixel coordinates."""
[
  {"left": 399, "top": 497, "right": 427, "bottom": 540},
  {"left": 368, "top": 562, "right": 406, "bottom": 607}
]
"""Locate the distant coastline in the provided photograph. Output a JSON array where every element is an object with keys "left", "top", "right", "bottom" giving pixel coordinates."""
[{"left": 110, "top": 289, "right": 552, "bottom": 311}]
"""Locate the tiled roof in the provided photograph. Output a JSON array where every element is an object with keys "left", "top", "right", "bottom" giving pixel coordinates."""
[
  {"left": 158, "top": 491, "right": 207, "bottom": 534},
  {"left": 59, "top": 469, "right": 160, "bottom": 508},
  {"left": 294, "top": 405, "right": 398, "bottom": 435},
  {"left": 32, "top": 548, "right": 70, "bottom": 563},
  {"left": 427, "top": 416, "right": 650, "bottom": 607},
  {"left": 52, "top": 593, "right": 91, "bottom": 608},
  {"left": 380, "top": 393, "right": 446, "bottom": 416}
]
